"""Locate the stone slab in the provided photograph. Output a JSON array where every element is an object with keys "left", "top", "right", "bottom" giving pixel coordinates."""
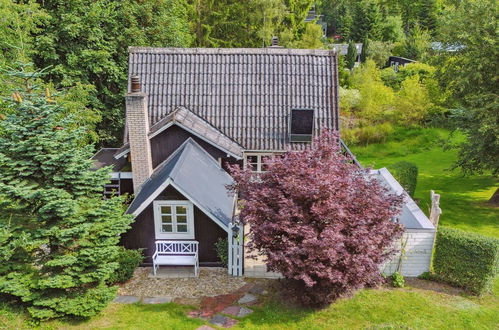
[
  {"left": 221, "top": 305, "right": 240, "bottom": 316},
  {"left": 237, "top": 306, "right": 253, "bottom": 317},
  {"left": 142, "top": 296, "right": 173, "bottom": 304},
  {"left": 196, "top": 326, "right": 216, "bottom": 330},
  {"left": 113, "top": 295, "right": 140, "bottom": 304},
  {"left": 237, "top": 293, "right": 258, "bottom": 305},
  {"left": 209, "top": 314, "right": 228, "bottom": 326}
]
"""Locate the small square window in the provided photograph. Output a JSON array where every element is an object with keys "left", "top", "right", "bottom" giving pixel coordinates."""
[{"left": 154, "top": 201, "right": 194, "bottom": 239}]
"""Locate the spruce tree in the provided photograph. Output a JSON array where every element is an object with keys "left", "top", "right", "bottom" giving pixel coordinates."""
[
  {"left": 346, "top": 40, "right": 358, "bottom": 70},
  {"left": 360, "top": 37, "right": 370, "bottom": 63},
  {"left": 0, "top": 66, "right": 133, "bottom": 320}
]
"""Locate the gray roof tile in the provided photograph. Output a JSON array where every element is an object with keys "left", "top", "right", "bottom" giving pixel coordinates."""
[{"left": 128, "top": 47, "right": 339, "bottom": 151}]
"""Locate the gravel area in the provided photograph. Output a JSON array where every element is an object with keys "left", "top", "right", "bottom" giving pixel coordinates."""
[{"left": 118, "top": 267, "right": 247, "bottom": 298}]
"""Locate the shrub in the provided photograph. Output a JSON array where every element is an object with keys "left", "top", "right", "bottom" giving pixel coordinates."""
[
  {"left": 107, "top": 247, "right": 143, "bottom": 284},
  {"left": 395, "top": 75, "right": 433, "bottom": 126},
  {"left": 228, "top": 131, "right": 404, "bottom": 306},
  {"left": 433, "top": 227, "right": 499, "bottom": 295},
  {"left": 342, "top": 122, "right": 394, "bottom": 146},
  {"left": 215, "top": 237, "right": 229, "bottom": 268},
  {"left": 391, "top": 272, "right": 405, "bottom": 288},
  {"left": 388, "top": 161, "right": 418, "bottom": 197}
]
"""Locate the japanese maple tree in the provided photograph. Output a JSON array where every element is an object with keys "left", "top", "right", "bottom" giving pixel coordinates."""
[{"left": 229, "top": 131, "right": 404, "bottom": 306}]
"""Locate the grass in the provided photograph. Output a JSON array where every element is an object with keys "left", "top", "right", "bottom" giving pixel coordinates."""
[
  {"left": 351, "top": 127, "right": 499, "bottom": 238},
  {"left": 2, "top": 282, "right": 498, "bottom": 329}
]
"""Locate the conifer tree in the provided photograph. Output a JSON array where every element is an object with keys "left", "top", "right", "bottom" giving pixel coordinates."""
[
  {"left": 346, "top": 41, "right": 358, "bottom": 70},
  {"left": 0, "top": 65, "right": 133, "bottom": 320},
  {"left": 360, "top": 37, "right": 370, "bottom": 63}
]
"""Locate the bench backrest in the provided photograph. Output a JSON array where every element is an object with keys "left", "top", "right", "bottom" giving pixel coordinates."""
[{"left": 155, "top": 240, "right": 198, "bottom": 255}]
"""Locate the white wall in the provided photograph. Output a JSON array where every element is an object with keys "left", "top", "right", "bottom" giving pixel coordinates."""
[{"left": 382, "top": 230, "right": 435, "bottom": 277}]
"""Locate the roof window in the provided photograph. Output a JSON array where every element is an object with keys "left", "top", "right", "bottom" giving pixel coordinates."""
[{"left": 290, "top": 109, "right": 314, "bottom": 142}]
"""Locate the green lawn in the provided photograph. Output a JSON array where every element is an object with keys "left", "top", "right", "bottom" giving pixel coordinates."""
[
  {"left": 2, "top": 282, "right": 498, "bottom": 329},
  {"left": 351, "top": 127, "right": 499, "bottom": 238}
]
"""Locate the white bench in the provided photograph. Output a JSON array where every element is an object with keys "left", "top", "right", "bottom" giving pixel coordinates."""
[{"left": 152, "top": 240, "right": 199, "bottom": 276}]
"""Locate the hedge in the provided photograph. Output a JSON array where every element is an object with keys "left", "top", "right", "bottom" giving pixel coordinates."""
[
  {"left": 388, "top": 161, "right": 418, "bottom": 197},
  {"left": 433, "top": 227, "right": 499, "bottom": 295}
]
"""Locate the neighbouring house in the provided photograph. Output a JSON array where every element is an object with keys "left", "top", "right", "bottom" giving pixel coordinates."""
[
  {"left": 92, "top": 46, "right": 435, "bottom": 278},
  {"left": 387, "top": 56, "right": 417, "bottom": 71},
  {"left": 330, "top": 43, "right": 363, "bottom": 64}
]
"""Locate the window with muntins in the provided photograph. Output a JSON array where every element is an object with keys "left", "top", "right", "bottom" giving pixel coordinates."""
[
  {"left": 244, "top": 153, "right": 272, "bottom": 173},
  {"left": 290, "top": 108, "right": 314, "bottom": 142},
  {"left": 153, "top": 200, "right": 194, "bottom": 239}
]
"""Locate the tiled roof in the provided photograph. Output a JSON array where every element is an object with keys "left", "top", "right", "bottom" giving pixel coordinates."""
[{"left": 128, "top": 47, "right": 339, "bottom": 151}]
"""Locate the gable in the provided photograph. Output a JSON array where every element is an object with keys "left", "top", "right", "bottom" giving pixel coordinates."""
[
  {"left": 126, "top": 139, "right": 235, "bottom": 231},
  {"left": 150, "top": 125, "right": 228, "bottom": 168},
  {"left": 128, "top": 47, "right": 339, "bottom": 151}
]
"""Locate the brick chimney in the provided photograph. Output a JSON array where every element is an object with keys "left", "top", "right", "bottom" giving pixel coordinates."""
[{"left": 126, "top": 76, "right": 153, "bottom": 193}]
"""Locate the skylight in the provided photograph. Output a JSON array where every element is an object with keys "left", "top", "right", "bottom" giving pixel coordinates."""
[{"left": 290, "top": 109, "right": 314, "bottom": 143}]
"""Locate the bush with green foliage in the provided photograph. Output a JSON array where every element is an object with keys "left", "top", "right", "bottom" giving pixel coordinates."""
[
  {"left": 433, "top": 227, "right": 499, "bottom": 295},
  {"left": 391, "top": 272, "right": 405, "bottom": 288},
  {"left": 107, "top": 247, "right": 143, "bottom": 285},
  {"left": 215, "top": 237, "right": 229, "bottom": 268},
  {"left": 0, "top": 67, "right": 133, "bottom": 320},
  {"left": 395, "top": 74, "right": 433, "bottom": 126},
  {"left": 388, "top": 161, "right": 418, "bottom": 197}
]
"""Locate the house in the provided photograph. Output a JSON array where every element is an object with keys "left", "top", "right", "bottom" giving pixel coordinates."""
[
  {"left": 387, "top": 56, "right": 417, "bottom": 72},
  {"left": 330, "top": 43, "right": 363, "bottom": 64},
  {"left": 93, "top": 46, "right": 435, "bottom": 278}
]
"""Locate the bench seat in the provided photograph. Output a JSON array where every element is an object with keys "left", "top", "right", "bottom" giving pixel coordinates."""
[
  {"left": 155, "top": 255, "right": 197, "bottom": 266},
  {"left": 152, "top": 240, "right": 199, "bottom": 276}
]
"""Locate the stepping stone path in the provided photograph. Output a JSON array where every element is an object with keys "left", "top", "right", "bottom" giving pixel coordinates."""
[
  {"left": 113, "top": 295, "right": 140, "bottom": 304},
  {"left": 142, "top": 296, "right": 173, "bottom": 304},
  {"left": 113, "top": 295, "right": 173, "bottom": 304},
  {"left": 188, "top": 283, "right": 263, "bottom": 328},
  {"left": 237, "top": 293, "right": 258, "bottom": 305}
]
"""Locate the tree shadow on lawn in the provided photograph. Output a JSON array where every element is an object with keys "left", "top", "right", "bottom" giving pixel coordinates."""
[{"left": 415, "top": 172, "right": 498, "bottom": 237}]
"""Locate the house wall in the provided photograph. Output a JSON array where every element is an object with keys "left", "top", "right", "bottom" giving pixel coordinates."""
[
  {"left": 120, "top": 185, "right": 227, "bottom": 264},
  {"left": 150, "top": 125, "right": 228, "bottom": 168},
  {"left": 381, "top": 229, "right": 435, "bottom": 277},
  {"left": 243, "top": 226, "right": 435, "bottom": 278}
]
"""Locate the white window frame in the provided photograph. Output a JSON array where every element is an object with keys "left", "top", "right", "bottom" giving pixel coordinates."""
[
  {"left": 153, "top": 200, "right": 195, "bottom": 239},
  {"left": 244, "top": 153, "right": 274, "bottom": 174}
]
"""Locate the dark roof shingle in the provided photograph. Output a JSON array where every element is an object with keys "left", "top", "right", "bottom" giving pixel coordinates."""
[{"left": 128, "top": 47, "right": 339, "bottom": 151}]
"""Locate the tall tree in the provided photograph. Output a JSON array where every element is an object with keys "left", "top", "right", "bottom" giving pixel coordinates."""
[
  {"left": 360, "top": 37, "right": 370, "bottom": 62},
  {"left": 419, "top": 0, "right": 438, "bottom": 33},
  {"left": 346, "top": 40, "right": 358, "bottom": 69},
  {"left": 400, "top": 24, "right": 431, "bottom": 60},
  {"left": 228, "top": 131, "right": 403, "bottom": 306},
  {"left": 33, "top": 0, "right": 192, "bottom": 146},
  {"left": 436, "top": 0, "right": 498, "bottom": 189},
  {"left": 0, "top": 66, "right": 133, "bottom": 320},
  {"left": 189, "top": 0, "right": 286, "bottom": 47},
  {"left": 352, "top": 0, "right": 382, "bottom": 41}
]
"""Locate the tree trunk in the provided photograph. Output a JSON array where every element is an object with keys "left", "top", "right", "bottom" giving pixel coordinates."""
[{"left": 488, "top": 188, "right": 499, "bottom": 206}]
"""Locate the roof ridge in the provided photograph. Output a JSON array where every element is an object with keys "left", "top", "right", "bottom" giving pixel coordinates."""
[{"left": 128, "top": 46, "right": 336, "bottom": 57}]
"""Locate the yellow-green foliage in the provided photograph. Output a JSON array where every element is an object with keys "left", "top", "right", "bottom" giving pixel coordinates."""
[
  {"left": 395, "top": 74, "right": 432, "bottom": 125},
  {"left": 351, "top": 60, "right": 395, "bottom": 123}
]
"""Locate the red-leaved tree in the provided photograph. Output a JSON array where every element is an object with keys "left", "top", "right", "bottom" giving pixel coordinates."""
[{"left": 229, "top": 131, "right": 404, "bottom": 306}]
